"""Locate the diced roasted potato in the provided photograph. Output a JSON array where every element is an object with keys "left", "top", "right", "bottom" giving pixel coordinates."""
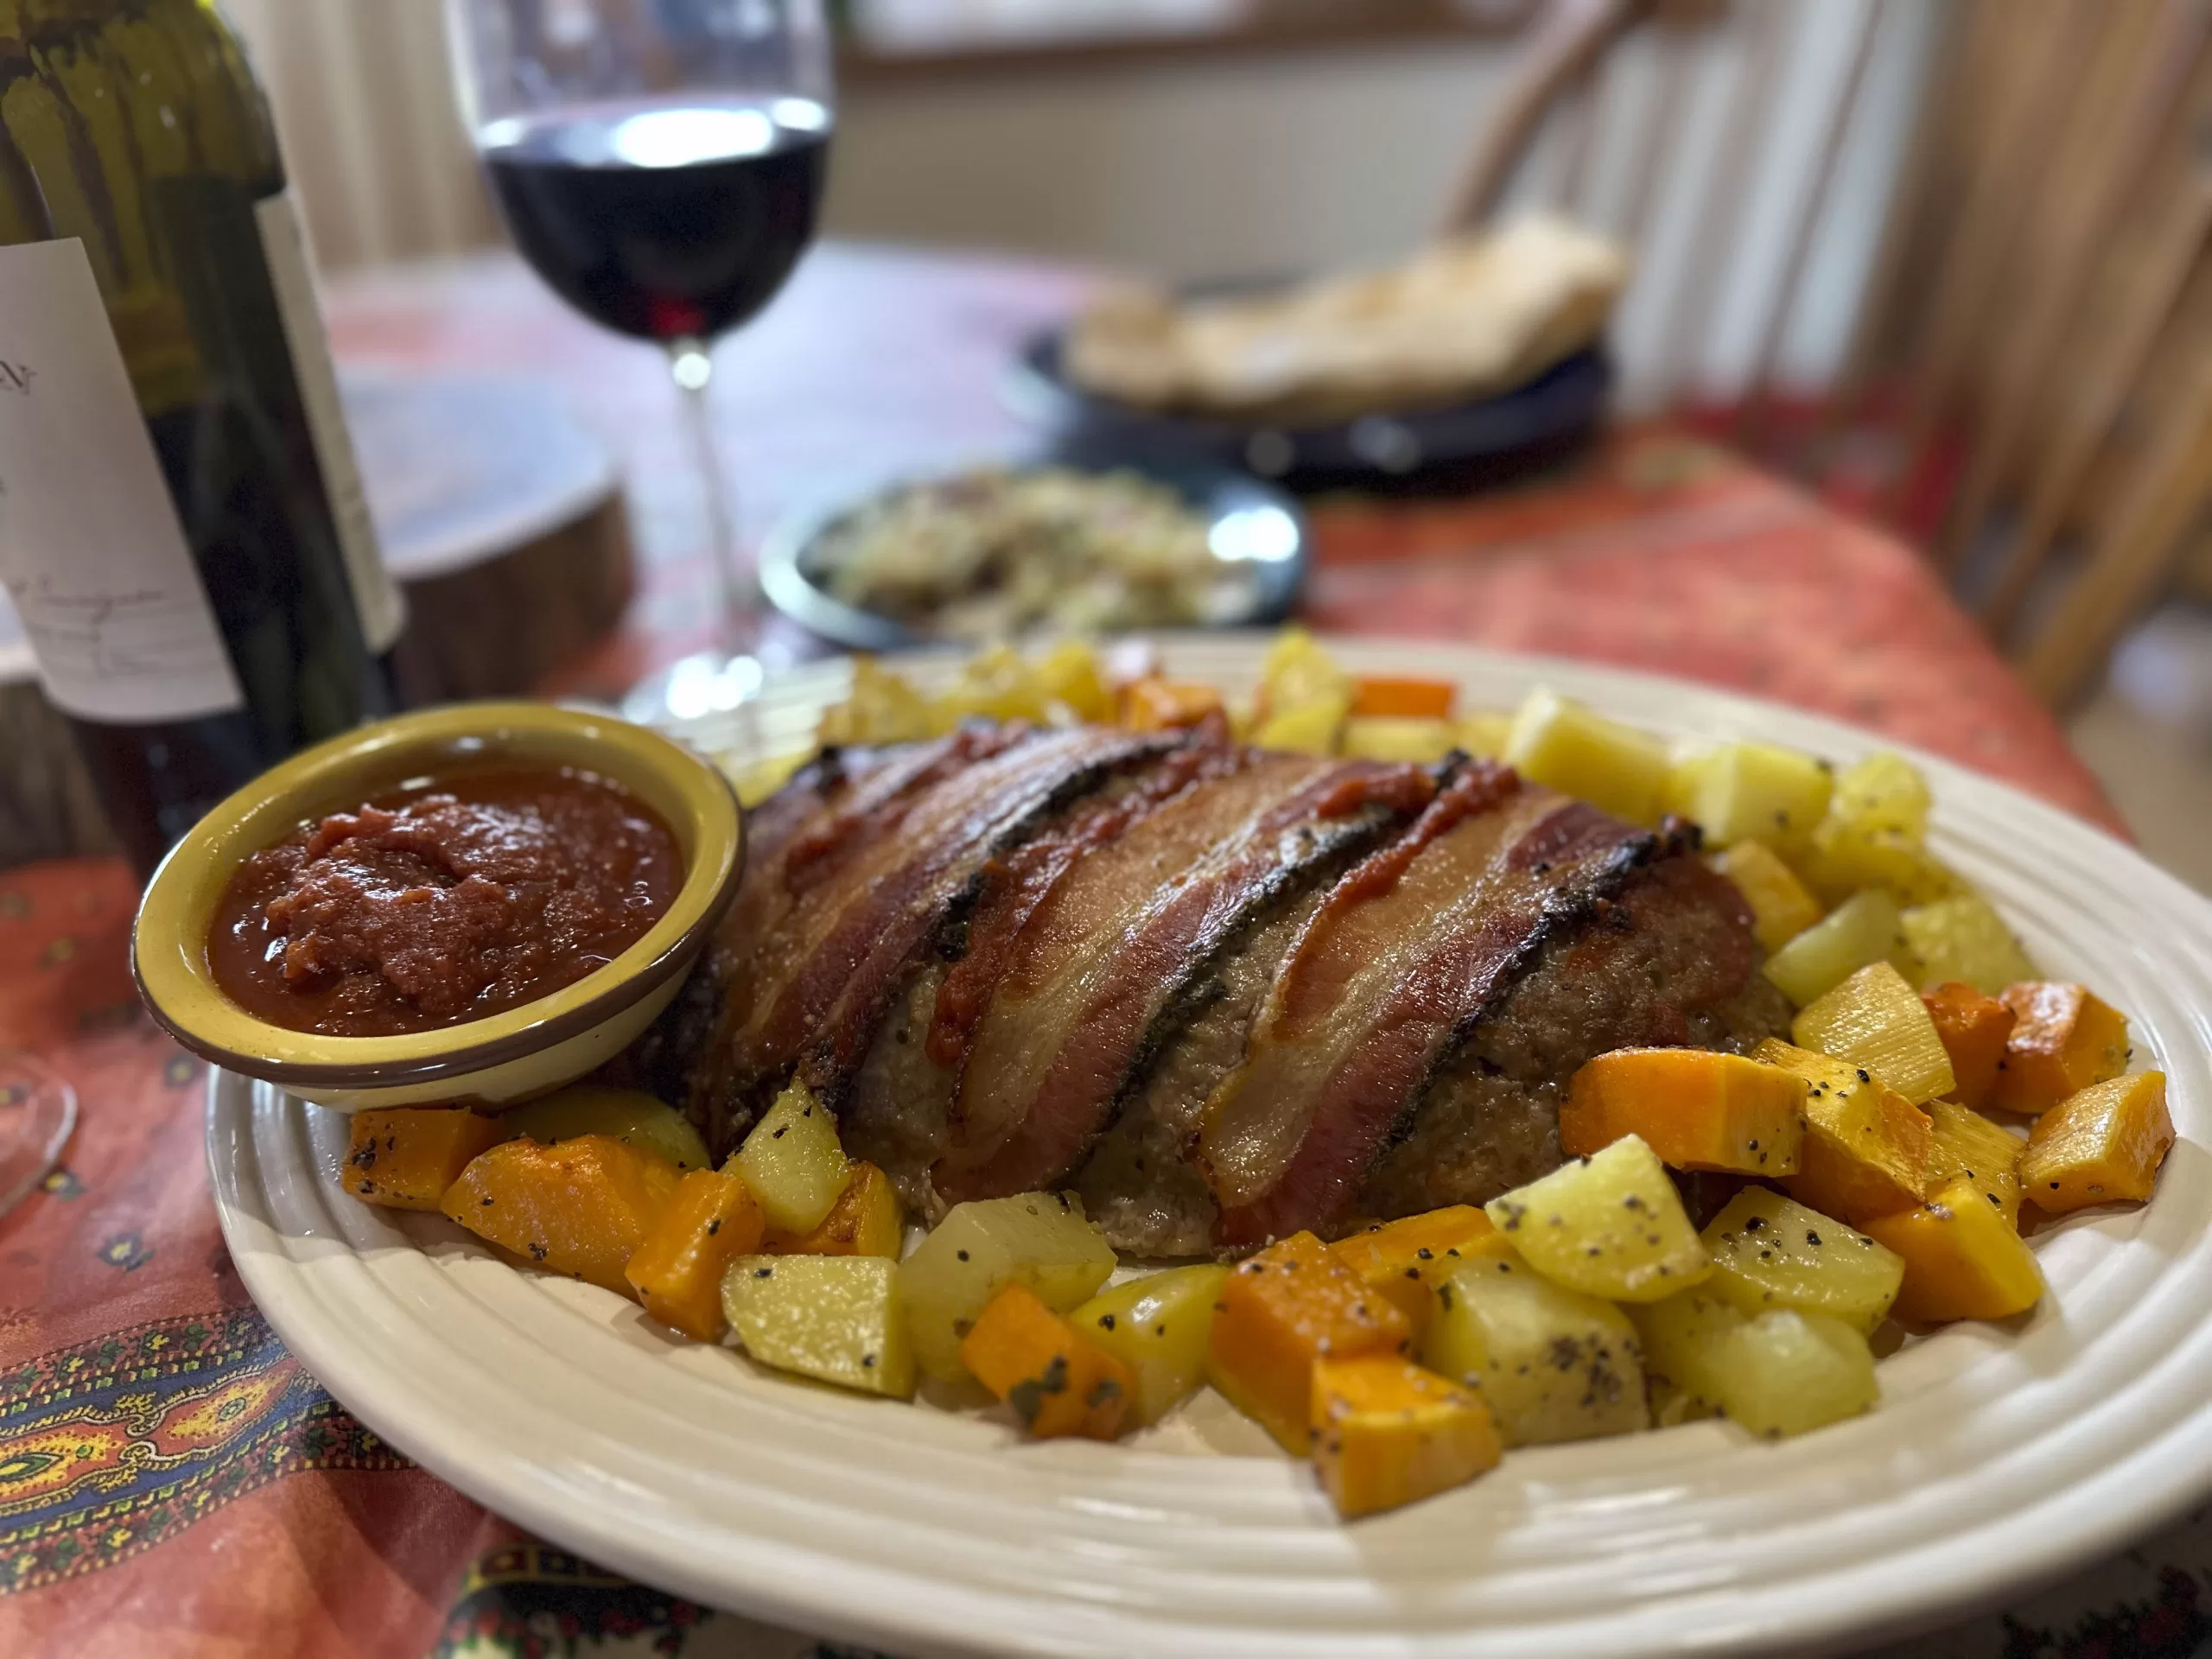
[
  {"left": 1925, "top": 1100, "right": 2024, "bottom": 1225},
  {"left": 1921, "top": 982, "right": 2017, "bottom": 1109},
  {"left": 1827, "top": 752, "right": 1934, "bottom": 841},
  {"left": 342, "top": 1107, "right": 505, "bottom": 1211},
  {"left": 764, "top": 1160, "right": 903, "bottom": 1258},
  {"left": 722, "top": 1254, "right": 915, "bottom": 1398},
  {"left": 932, "top": 644, "right": 1051, "bottom": 731},
  {"left": 1455, "top": 711, "right": 1514, "bottom": 760},
  {"left": 1763, "top": 888, "right": 1915, "bottom": 1008},
  {"left": 1207, "top": 1231, "right": 1411, "bottom": 1454},
  {"left": 1255, "top": 696, "right": 1350, "bottom": 756},
  {"left": 1426, "top": 1256, "right": 1649, "bottom": 1446},
  {"left": 1665, "top": 741, "right": 1833, "bottom": 855},
  {"left": 1901, "top": 894, "right": 2038, "bottom": 995},
  {"left": 1258, "top": 626, "right": 1352, "bottom": 715},
  {"left": 1714, "top": 1309, "right": 1878, "bottom": 1438},
  {"left": 1993, "top": 982, "right": 2132, "bottom": 1115},
  {"left": 1341, "top": 716, "right": 1457, "bottom": 763},
  {"left": 1122, "top": 678, "right": 1225, "bottom": 733},
  {"left": 1791, "top": 962, "right": 1957, "bottom": 1105},
  {"left": 1861, "top": 1178, "right": 2044, "bottom": 1323},
  {"left": 1310, "top": 1356, "right": 1501, "bottom": 1519},
  {"left": 898, "top": 1192, "right": 1117, "bottom": 1382},
  {"left": 734, "top": 1082, "right": 850, "bottom": 1235},
  {"left": 1560, "top": 1048, "right": 1807, "bottom": 1177},
  {"left": 727, "top": 748, "right": 817, "bottom": 808},
  {"left": 1033, "top": 640, "right": 1111, "bottom": 722},
  {"left": 2018, "top": 1071, "right": 2173, "bottom": 1212},
  {"left": 500, "top": 1086, "right": 711, "bottom": 1171},
  {"left": 625, "top": 1167, "right": 767, "bottom": 1341},
  {"left": 1071, "top": 1264, "right": 1229, "bottom": 1426},
  {"left": 1754, "top": 1039, "right": 1932, "bottom": 1225},
  {"left": 1503, "top": 688, "right": 1669, "bottom": 826},
  {"left": 819, "top": 655, "right": 932, "bottom": 746},
  {"left": 1350, "top": 676, "right": 1457, "bottom": 721},
  {"left": 962, "top": 1283, "right": 1135, "bottom": 1440},
  {"left": 1708, "top": 839, "right": 1825, "bottom": 955},
  {"left": 1330, "top": 1206, "right": 1509, "bottom": 1337},
  {"left": 1484, "top": 1135, "right": 1711, "bottom": 1301},
  {"left": 442, "top": 1135, "right": 681, "bottom": 1294},
  {"left": 1627, "top": 1288, "right": 1745, "bottom": 1414},
  {"left": 1700, "top": 1187, "right": 1904, "bottom": 1335}
]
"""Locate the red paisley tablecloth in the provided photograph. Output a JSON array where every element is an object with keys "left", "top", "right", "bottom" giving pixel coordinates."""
[{"left": 3, "top": 248, "right": 2191, "bottom": 1659}]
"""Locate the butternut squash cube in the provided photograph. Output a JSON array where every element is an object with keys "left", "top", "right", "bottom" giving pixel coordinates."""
[
  {"left": 734, "top": 1081, "right": 850, "bottom": 1234},
  {"left": 1994, "top": 982, "right": 2131, "bottom": 1115},
  {"left": 1072, "top": 1264, "right": 1229, "bottom": 1426},
  {"left": 721, "top": 1254, "right": 915, "bottom": 1398},
  {"left": 1206, "top": 1231, "right": 1411, "bottom": 1454},
  {"left": 1560, "top": 1048, "right": 1807, "bottom": 1176},
  {"left": 1791, "top": 962, "right": 1957, "bottom": 1105},
  {"left": 1700, "top": 1187, "right": 1904, "bottom": 1335},
  {"left": 1708, "top": 839, "right": 1825, "bottom": 954},
  {"left": 624, "top": 1166, "right": 767, "bottom": 1340},
  {"left": 1901, "top": 894, "right": 2038, "bottom": 995},
  {"left": 1861, "top": 1178, "right": 2044, "bottom": 1323},
  {"left": 1485, "top": 1134, "right": 1711, "bottom": 1301},
  {"left": 961, "top": 1283, "right": 1135, "bottom": 1440},
  {"left": 1033, "top": 640, "right": 1110, "bottom": 723},
  {"left": 1921, "top": 982, "right": 2017, "bottom": 1109},
  {"left": 1454, "top": 710, "right": 1514, "bottom": 760},
  {"left": 1763, "top": 888, "right": 1915, "bottom": 1008},
  {"left": 1350, "top": 676, "right": 1457, "bottom": 721},
  {"left": 1426, "top": 1256, "right": 1648, "bottom": 1446},
  {"left": 2019, "top": 1071, "right": 2173, "bottom": 1213},
  {"left": 1341, "top": 716, "right": 1457, "bottom": 763},
  {"left": 1924, "top": 1100, "right": 2024, "bottom": 1226},
  {"left": 1329, "top": 1206, "right": 1509, "bottom": 1337},
  {"left": 442, "top": 1135, "right": 682, "bottom": 1294},
  {"left": 1754, "top": 1039, "right": 1931, "bottom": 1225},
  {"left": 1310, "top": 1356, "right": 1501, "bottom": 1519},
  {"left": 897, "top": 1192, "right": 1116, "bottom": 1382},
  {"left": 1503, "top": 688, "right": 1669, "bottom": 826},
  {"left": 1122, "top": 678, "right": 1225, "bottom": 734},
  {"left": 1664, "top": 741, "right": 1833, "bottom": 855},
  {"left": 764, "top": 1160, "right": 903, "bottom": 1258},
  {"left": 342, "top": 1107, "right": 505, "bottom": 1211},
  {"left": 499, "top": 1085, "right": 711, "bottom": 1171}
]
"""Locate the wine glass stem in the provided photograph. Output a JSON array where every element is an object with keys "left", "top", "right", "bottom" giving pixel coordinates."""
[{"left": 670, "top": 337, "right": 747, "bottom": 651}]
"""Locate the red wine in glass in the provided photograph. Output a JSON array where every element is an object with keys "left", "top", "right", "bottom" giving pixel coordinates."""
[{"left": 483, "top": 98, "right": 831, "bottom": 343}]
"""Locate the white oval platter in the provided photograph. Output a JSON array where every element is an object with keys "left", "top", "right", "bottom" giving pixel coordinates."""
[{"left": 207, "top": 636, "right": 2212, "bottom": 1659}]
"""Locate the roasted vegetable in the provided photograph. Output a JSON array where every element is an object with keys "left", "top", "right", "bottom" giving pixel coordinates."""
[
  {"left": 1633, "top": 1290, "right": 1878, "bottom": 1436},
  {"left": 933, "top": 645, "right": 1051, "bottom": 731},
  {"left": 819, "top": 655, "right": 932, "bottom": 746},
  {"left": 734, "top": 1081, "right": 851, "bottom": 1235},
  {"left": 1350, "top": 676, "right": 1457, "bottom": 721},
  {"left": 1340, "top": 715, "right": 1457, "bottom": 763},
  {"left": 341, "top": 1107, "right": 504, "bottom": 1211},
  {"left": 2018, "top": 1071, "right": 2173, "bottom": 1213},
  {"left": 1310, "top": 1355, "right": 1500, "bottom": 1518},
  {"left": 1861, "top": 1178, "right": 2044, "bottom": 1323},
  {"left": 1700, "top": 1187, "right": 1904, "bottom": 1335},
  {"left": 764, "top": 1160, "right": 903, "bottom": 1258},
  {"left": 1708, "top": 839, "right": 1825, "bottom": 954},
  {"left": 1503, "top": 688, "right": 1669, "bottom": 827},
  {"left": 961, "top": 1283, "right": 1135, "bottom": 1440},
  {"left": 499, "top": 1086, "right": 711, "bottom": 1171},
  {"left": 1900, "top": 894, "right": 2037, "bottom": 995},
  {"left": 1484, "top": 1134, "right": 1710, "bottom": 1301},
  {"left": 1921, "top": 982, "right": 2017, "bottom": 1109},
  {"left": 625, "top": 1167, "right": 767, "bottom": 1340},
  {"left": 1798, "top": 753, "right": 1955, "bottom": 906},
  {"left": 1627, "top": 1288, "right": 1743, "bottom": 1415},
  {"left": 1255, "top": 696, "right": 1350, "bottom": 756},
  {"left": 898, "top": 1192, "right": 1116, "bottom": 1382},
  {"left": 1924, "top": 1100, "right": 2024, "bottom": 1226},
  {"left": 1755, "top": 1039, "right": 1931, "bottom": 1225},
  {"left": 1071, "top": 1264, "right": 1229, "bottom": 1426},
  {"left": 1033, "top": 640, "right": 1111, "bottom": 722},
  {"left": 1454, "top": 711, "right": 1514, "bottom": 760},
  {"left": 442, "top": 1135, "right": 681, "bottom": 1294},
  {"left": 1330, "top": 1206, "right": 1508, "bottom": 1338},
  {"left": 1424, "top": 1255, "right": 1648, "bottom": 1446},
  {"left": 721, "top": 1255, "right": 915, "bottom": 1398},
  {"left": 1763, "top": 888, "right": 1915, "bottom": 1008},
  {"left": 1790, "top": 962, "right": 1956, "bottom": 1105},
  {"left": 1993, "top": 982, "right": 2131, "bottom": 1115},
  {"left": 1257, "top": 627, "right": 1353, "bottom": 717},
  {"left": 1559, "top": 1048, "right": 1807, "bottom": 1176},
  {"left": 1122, "top": 678, "right": 1225, "bottom": 733},
  {"left": 1207, "top": 1230, "right": 1412, "bottom": 1454},
  {"left": 1665, "top": 741, "right": 1832, "bottom": 855}
]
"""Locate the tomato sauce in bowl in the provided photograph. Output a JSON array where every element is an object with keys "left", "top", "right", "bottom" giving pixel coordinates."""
[{"left": 208, "top": 766, "right": 683, "bottom": 1039}]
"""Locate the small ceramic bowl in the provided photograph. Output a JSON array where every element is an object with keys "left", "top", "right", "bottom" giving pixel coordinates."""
[{"left": 133, "top": 702, "right": 744, "bottom": 1112}]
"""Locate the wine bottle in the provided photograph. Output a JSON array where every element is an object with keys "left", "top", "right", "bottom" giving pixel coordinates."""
[{"left": 0, "top": 0, "right": 404, "bottom": 879}]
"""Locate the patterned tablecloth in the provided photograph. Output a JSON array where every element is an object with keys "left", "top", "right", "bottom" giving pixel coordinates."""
[{"left": 3, "top": 247, "right": 2194, "bottom": 1659}]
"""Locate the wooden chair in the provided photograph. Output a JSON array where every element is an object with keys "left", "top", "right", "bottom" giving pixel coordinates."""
[{"left": 1447, "top": 0, "right": 2212, "bottom": 709}]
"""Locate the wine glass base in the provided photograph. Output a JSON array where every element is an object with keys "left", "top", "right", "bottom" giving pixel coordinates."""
[
  {"left": 621, "top": 651, "right": 766, "bottom": 726},
  {"left": 0, "top": 1050, "right": 79, "bottom": 1219}
]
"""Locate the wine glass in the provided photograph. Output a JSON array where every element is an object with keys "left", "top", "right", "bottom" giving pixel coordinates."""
[
  {"left": 445, "top": 0, "right": 836, "bottom": 722},
  {"left": 0, "top": 1050, "right": 77, "bottom": 1218}
]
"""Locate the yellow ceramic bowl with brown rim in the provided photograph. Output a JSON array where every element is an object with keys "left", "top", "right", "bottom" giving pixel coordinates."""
[{"left": 132, "top": 702, "right": 744, "bottom": 1112}]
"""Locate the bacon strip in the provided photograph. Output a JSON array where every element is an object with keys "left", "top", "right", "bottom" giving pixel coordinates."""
[
  {"left": 1202, "top": 791, "right": 1656, "bottom": 1246},
  {"left": 935, "top": 755, "right": 1436, "bottom": 1203}
]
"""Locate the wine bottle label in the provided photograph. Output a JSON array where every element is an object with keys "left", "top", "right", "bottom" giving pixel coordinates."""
[
  {"left": 254, "top": 190, "right": 407, "bottom": 654},
  {"left": 0, "top": 240, "right": 249, "bottom": 723}
]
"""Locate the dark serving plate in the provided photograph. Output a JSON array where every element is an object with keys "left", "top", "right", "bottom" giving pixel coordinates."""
[
  {"left": 757, "top": 457, "right": 1310, "bottom": 653},
  {"left": 1005, "top": 326, "right": 1613, "bottom": 494}
]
